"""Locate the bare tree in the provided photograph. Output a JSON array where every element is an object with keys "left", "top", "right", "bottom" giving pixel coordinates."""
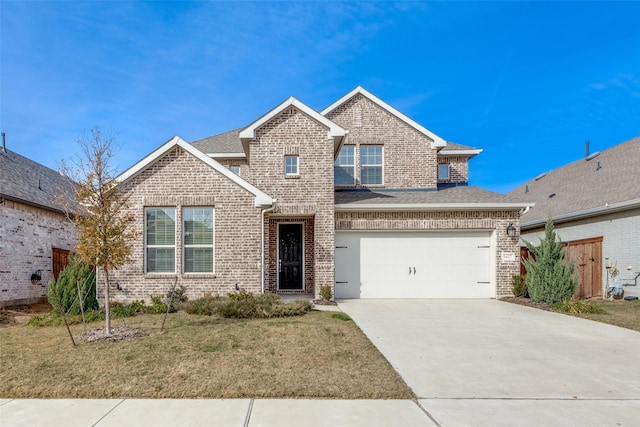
[{"left": 60, "top": 127, "right": 138, "bottom": 335}]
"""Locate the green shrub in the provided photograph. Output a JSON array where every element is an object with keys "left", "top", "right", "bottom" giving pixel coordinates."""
[
  {"left": 552, "top": 299, "right": 606, "bottom": 314},
  {"left": 181, "top": 295, "right": 221, "bottom": 316},
  {"left": 523, "top": 218, "right": 578, "bottom": 304},
  {"left": 512, "top": 275, "right": 528, "bottom": 297},
  {"left": 27, "top": 310, "right": 105, "bottom": 327},
  {"left": 149, "top": 295, "right": 175, "bottom": 314},
  {"left": 48, "top": 254, "right": 98, "bottom": 315},
  {"left": 319, "top": 284, "right": 333, "bottom": 301},
  {"left": 182, "top": 294, "right": 311, "bottom": 319},
  {"left": 332, "top": 313, "right": 351, "bottom": 321},
  {"left": 128, "top": 300, "right": 148, "bottom": 313},
  {"left": 227, "top": 289, "right": 255, "bottom": 301},
  {"left": 167, "top": 284, "right": 189, "bottom": 303}
]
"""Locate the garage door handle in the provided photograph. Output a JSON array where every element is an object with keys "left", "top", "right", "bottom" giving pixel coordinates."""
[
  {"left": 477, "top": 281, "right": 490, "bottom": 284},
  {"left": 335, "top": 281, "right": 348, "bottom": 284}
]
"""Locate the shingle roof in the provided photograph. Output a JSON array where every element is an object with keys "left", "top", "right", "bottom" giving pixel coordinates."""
[
  {"left": 508, "top": 136, "right": 640, "bottom": 228},
  {"left": 442, "top": 142, "right": 479, "bottom": 151},
  {"left": 335, "top": 186, "right": 529, "bottom": 210},
  {"left": 191, "top": 128, "right": 244, "bottom": 155},
  {"left": 0, "top": 149, "right": 76, "bottom": 213}
]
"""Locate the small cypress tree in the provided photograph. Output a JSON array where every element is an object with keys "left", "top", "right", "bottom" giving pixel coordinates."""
[
  {"left": 522, "top": 218, "right": 578, "bottom": 304},
  {"left": 48, "top": 253, "right": 98, "bottom": 315}
]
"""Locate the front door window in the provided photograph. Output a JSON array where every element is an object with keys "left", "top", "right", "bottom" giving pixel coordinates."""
[{"left": 278, "top": 223, "right": 303, "bottom": 290}]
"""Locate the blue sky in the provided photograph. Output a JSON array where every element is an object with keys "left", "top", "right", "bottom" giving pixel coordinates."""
[{"left": 2, "top": 1, "right": 639, "bottom": 193}]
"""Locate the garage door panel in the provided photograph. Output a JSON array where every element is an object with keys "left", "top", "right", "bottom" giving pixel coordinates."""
[{"left": 335, "top": 231, "right": 493, "bottom": 299}]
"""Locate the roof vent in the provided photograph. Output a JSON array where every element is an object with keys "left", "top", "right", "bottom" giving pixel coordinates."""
[
  {"left": 596, "top": 161, "right": 602, "bottom": 171},
  {"left": 586, "top": 151, "right": 600, "bottom": 161},
  {"left": 525, "top": 184, "right": 529, "bottom": 193},
  {"left": 549, "top": 193, "right": 556, "bottom": 198},
  {"left": 534, "top": 172, "right": 547, "bottom": 181}
]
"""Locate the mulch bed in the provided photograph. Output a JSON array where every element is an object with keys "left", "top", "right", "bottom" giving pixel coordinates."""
[
  {"left": 75, "top": 327, "right": 148, "bottom": 343},
  {"left": 500, "top": 296, "right": 553, "bottom": 311},
  {"left": 312, "top": 299, "right": 338, "bottom": 306}
]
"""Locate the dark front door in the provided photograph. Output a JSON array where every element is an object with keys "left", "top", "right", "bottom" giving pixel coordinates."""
[{"left": 279, "top": 223, "right": 303, "bottom": 290}]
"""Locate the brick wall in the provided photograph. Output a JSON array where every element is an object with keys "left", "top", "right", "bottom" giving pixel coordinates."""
[
  {"left": 244, "top": 106, "right": 336, "bottom": 297},
  {"left": 336, "top": 210, "right": 521, "bottom": 298},
  {"left": 438, "top": 155, "right": 470, "bottom": 184},
  {"left": 325, "top": 94, "right": 439, "bottom": 189},
  {"left": 101, "top": 146, "right": 263, "bottom": 303},
  {"left": 0, "top": 200, "right": 77, "bottom": 306}
]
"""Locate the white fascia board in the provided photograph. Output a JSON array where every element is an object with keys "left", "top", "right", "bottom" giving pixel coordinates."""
[
  {"left": 335, "top": 202, "right": 534, "bottom": 212},
  {"left": 206, "top": 152, "right": 246, "bottom": 159},
  {"left": 239, "top": 97, "right": 345, "bottom": 141},
  {"left": 321, "top": 86, "right": 447, "bottom": 149},
  {"left": 439, "top": 149, "right": 483, "bottom": 156},
  {"left": 521, "top": 198, "right": 640, "bottom": 230},
  {"left": 116, "top": 136, "right": 274, "bottom": 208}
]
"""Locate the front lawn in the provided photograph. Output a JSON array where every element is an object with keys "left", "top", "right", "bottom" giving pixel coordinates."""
[
  {"left": 503, "top": 297, "right": 640, "bottom": 332},
  {"left": 565, "top": 299, "right": 640, "bottom": 332},
  {"left": 0, "top": 310, "right": 414, "bottom": 399}
]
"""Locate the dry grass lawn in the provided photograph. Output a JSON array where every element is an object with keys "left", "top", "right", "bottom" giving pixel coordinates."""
[
  {"left": 0, "top": 310, "right": 414, "bottom": 399},
  {"left": 567, "top": 299, "right": 640, "bottom": 332}
]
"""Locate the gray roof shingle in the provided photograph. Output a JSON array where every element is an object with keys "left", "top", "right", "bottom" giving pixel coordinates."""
[
  {"left": 0, "top": 149, "right": 76, "bottom": 213},
  {"left": 335, "top": 186, "right": 528, "bottom": 208},
  {"left": 508, "top": 136, "right": 640, "bottom": 227},
  {"left": 191, "top": 128, "right": 244, "bottom": 155}
]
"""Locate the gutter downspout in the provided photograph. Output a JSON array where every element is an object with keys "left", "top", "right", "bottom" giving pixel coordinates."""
[{"left": 261, "top": 200, "right": 277, "bottom": 294}]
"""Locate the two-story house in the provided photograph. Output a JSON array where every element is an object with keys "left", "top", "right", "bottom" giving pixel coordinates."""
[{"left": 108, "top": 87, "right": 531, "bottom": 302}]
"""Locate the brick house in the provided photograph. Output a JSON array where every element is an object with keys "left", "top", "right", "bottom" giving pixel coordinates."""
[
  {"left": 508, "top": 137, "right": 640, "bottom": 299},
  {"left": 0, "top": 141, "right": 77, "bottom": 306},
  {"left": 108, "top": 87, "right": 531, "bottom": 302}
]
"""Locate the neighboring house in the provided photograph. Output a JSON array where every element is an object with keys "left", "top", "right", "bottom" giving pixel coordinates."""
[
  {"left": 0, "top": 140, "right": 77, "bottom": 306},
  {"left": 107, "top": 87, "right": 531, "bottom": 302},
  {"left": 508, "top": 137, "right": 640, "bottom": 299}
]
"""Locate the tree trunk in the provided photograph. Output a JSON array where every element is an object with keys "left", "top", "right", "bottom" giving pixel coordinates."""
[{"left": 103, "top": 267, "right": 111, "bottom": 335}]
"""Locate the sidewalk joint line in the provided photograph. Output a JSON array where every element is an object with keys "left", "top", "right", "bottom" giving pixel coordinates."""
[
  {"left": 414, "top": 398, "right": 442, "bottom": 427},
  {"left": 243, "top": 398, "right": 254, "bottom": 427},
  {"left": 92, "top": 399, "right": 125, "bottom": 426}
]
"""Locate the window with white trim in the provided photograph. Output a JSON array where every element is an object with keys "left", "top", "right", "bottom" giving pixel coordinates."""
[
  {"left": 145, "top": 208, "right": 176, "bottom": 273},
  {"left": 334, "top": 145, "right": 355, "bottom": 185},
  {"left": 284, "top": 156, "right": 299, "bottom": 176},
  {"left": 438, "top": 164, "right": 450, "bottom": 180},
  {"left": 360, "top": 145, "right": 383, "bottom": 185},
  {"left": 183, "top": 207, "right": 214, "bottom": 273},
  {"left": 229, "top": 165, "right": 240, "bottom": 176}
]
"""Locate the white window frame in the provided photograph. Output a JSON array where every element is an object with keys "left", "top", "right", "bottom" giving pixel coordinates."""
[
  {"left": 334, "top": 145, "right": 355, "bottom": 186},
  {"left": 284, "top": 155, "right": 299, "bottom": 176},
  {"left": 145, "top": 207, "right": 176, "bottom": 274},
  {"left": 360, "top": 145, "right": 384, "bottom": 186},
  {"left": 439, "top": 164, "right": 450, "bottom": 180},
  {"left": 229, "top": 165, "right": 241, "bottom": 176},
  {"left": 182, "top": 207, "right": 215, "bottom": 274}
]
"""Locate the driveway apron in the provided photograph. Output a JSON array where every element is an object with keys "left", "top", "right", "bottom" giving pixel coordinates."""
[{"left": 338, "top": 299, "right": 640, "bottom": 426}]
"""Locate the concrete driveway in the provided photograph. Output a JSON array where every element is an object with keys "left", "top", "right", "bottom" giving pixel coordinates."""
[{"left": 339, "top": 299, "right": 640, "bottom": 427}]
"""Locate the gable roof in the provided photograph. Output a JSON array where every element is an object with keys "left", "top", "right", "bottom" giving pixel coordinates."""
[
  {"left": 335, "top": 186, "right": 532, "bottom": 211},
  {"left": 239, "top": 97, "right": 346, "bottom": 156},
  {"left": 508, "top": 136, "right": 640, "bottom": 229},
  {"left": 321, "top": 86, "right": 447, "bottom": 149},
  {"left": 0, "top": 148, "right": 76, "bottom": 214},
  {"left": 191, "top": 128, "right": 245, "bottom": 158},
  {"left": 117, "top": 136, "right": 274, "bottom": 207}
]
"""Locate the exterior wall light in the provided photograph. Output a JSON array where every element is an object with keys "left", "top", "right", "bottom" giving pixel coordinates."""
[
  {"left": 506, "top": 223, "right": 517, "bottom": 238},
  {"left": 30, "top": 270, "right": 42, "bottom": 285}
]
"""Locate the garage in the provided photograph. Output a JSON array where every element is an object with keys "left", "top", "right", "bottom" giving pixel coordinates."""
[{"left": 335, "top": 231, "right": 494, "bottom": 299}]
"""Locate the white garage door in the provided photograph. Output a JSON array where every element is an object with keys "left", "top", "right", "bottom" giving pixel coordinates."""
[{"left": 335, "top": 231, "right": 493, "bottom": 299}]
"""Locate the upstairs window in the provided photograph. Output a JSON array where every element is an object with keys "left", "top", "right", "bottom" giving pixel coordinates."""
[
  {"left": 229, "top": 165, "right": 240, "bottom": 176},
  {"left": 284, "top": 156, "right": 299, "bottom": 176},
  {"left": 334, "top": 145, "right": 355, "bottom": 185},
  {"left": 360, "top": 145, "right": 383, "bottom": 185},
  {"left": 146, "top": 208, "right": 176, "bottom": 273},
  {"left": 183, "top": 207, "right": 214, "bottom": 273},
  {"left": 438, "top": 164, "right": 450, "bottom": 180}
]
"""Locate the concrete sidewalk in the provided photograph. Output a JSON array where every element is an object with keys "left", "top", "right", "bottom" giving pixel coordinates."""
[{"left": 0, "top": 398, "right": 435, "bottom": 427}]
